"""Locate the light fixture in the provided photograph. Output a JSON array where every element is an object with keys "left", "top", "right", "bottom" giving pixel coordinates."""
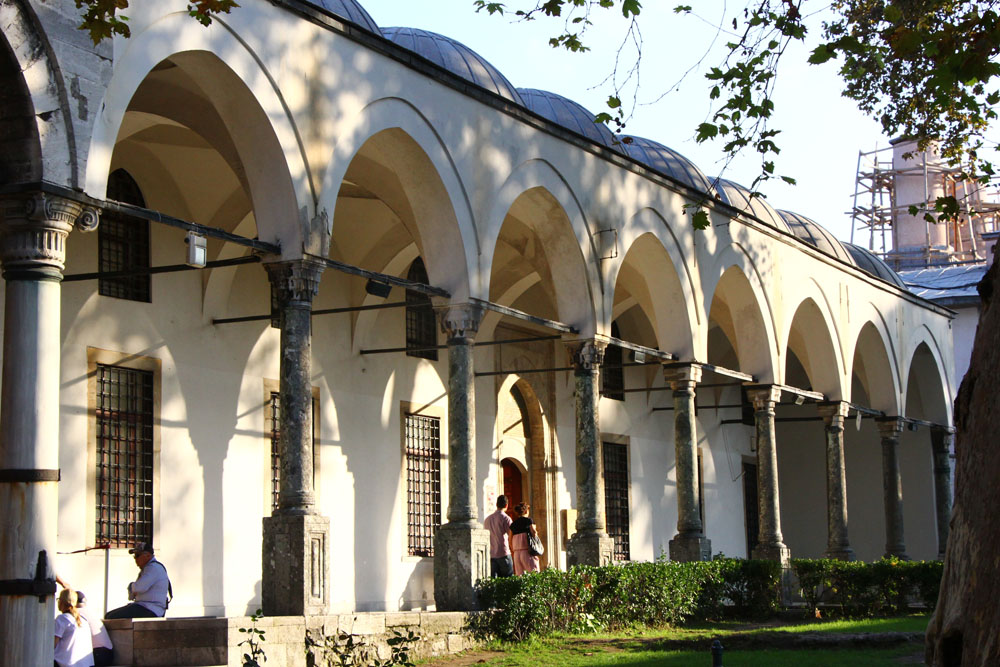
[
  {"left": 633, "top": 350, "right": 646, "bottom": 364},
  {"left": 365, "top": 279, "right": 392, "bottom": 298},
  {"left": 185, "top": 231, "right": 207, "bottom": 268},
  {"left": 794, "top": 395, "right": 805, "bottom": 406}
]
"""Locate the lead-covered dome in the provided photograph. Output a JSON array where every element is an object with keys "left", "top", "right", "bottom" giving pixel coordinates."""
[
  {"left": 778, "top": 210, "right": 855, "bottom": 265},
  {"left": 714, "top": 179, "right": 788, "bottom": 231},
  {"left": 517, "top": 88, "right": 618, "bottom": 149},
  {"left": 311, "top": 0, "right": 380, "bottom": 33},
  {"left": 844, "top": 244, "right": 908, "bottom": 288},
  {"left": 381, "top": 27, "right": 524, "bottom": 104},
  {"left": 622, "top": 136, "right": 715, "bottom": 195}
]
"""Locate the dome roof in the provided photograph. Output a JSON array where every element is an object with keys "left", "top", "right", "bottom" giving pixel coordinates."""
[
  {"left": 381, "top": 27, "right": 523, "bottom": 104},
  {"left": 311, "top": 0, "right": 380, "bottom": 33},
  {"left": 714, "top": 179, "right": 788, "bottom": 231},
  {"left": 517, "top": 88, "right": 618, "bottom": 149},
  {"left": 622, "top": 136, "right": 715, "bottom": 194},
  {"left": 778, "top": 210, "right": 855, "bottom": 265},
  {"left": 844, "top": 244, "right": 908, "bottom": 288}
]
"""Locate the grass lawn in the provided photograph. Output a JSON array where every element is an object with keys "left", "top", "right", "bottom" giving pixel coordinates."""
[{"left": 419, "top": 615, "right": 930, "bottom": 667}]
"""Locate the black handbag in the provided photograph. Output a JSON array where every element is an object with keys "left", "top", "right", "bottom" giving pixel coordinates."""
[{"left": 528, "top": 534, "right": 544, "bottom": 557}]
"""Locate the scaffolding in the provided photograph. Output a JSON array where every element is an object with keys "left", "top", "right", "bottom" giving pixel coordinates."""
[{"left": 850, "top": 144, "right": 1000, "bottom": 269}]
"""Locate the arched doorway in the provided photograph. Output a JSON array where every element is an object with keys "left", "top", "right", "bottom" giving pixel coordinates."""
[{"left": 496, "top": 379, "right": 556, "bottom": 568}]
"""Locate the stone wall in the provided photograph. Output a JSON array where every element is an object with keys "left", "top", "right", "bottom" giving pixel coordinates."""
[{"left": 106, "top": 611, "right": 478, "bottom": 667}]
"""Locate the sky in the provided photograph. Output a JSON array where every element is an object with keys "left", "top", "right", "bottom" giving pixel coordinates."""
[{"left": 357, "top": 0, "right": 892, "bottom": 244}]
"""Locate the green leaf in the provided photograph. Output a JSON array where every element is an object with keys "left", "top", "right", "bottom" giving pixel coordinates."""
[
  {"left": 673, "top": 5, "right": 691, "bottom": 13},
  {"left": 883, "top": 4, "right": 902, "bottom": 23},
  {"left": 808, "top": 44, "right": 835, "bottom": 65},
  {"left": 691, "top": 209, "right": 710, "bottom": 230},
  {"left": 606, "top": 95, "right": 621, "bottom": 109},
  {"left": 696, "top": 123, "right": 718, "bottom": 142}
]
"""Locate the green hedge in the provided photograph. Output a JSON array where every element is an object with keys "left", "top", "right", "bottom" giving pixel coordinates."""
[
  {"left": 474, "top": 557, "right": 942, "bottom": 641},
  {"left": 792, "top": 557, "right": 943, "bottom": 616},
  {"left": 474, "top": 558, "right": 780, "bottom": 640}
]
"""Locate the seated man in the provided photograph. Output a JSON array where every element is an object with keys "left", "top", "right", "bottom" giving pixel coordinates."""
[{"left": 105, "top": 542, "right": 171, "bottom": 619}]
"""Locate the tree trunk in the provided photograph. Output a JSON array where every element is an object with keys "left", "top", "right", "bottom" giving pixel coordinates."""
[{"left": 925, "top": 255, "right": 1000, "bottom": 666}]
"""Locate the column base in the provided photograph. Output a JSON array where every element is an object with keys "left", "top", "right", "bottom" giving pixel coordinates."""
[
  {"left": 823, "top": 546, "right": 855, "bottom": 561},
  {"left": 566, "top": 531, "right": 615, "bottom": 567},
  {"left": 669, "top": 533, "right": 712, "bottom": 562},
  {"left": 751, "top": 542, "right": 791, "bottom": 565},
  {"left": 262, "top": 513, "right": 330, "bottom": 616},
  {"left": 433, "top": 522, "right": 489, "bottom": 611}
]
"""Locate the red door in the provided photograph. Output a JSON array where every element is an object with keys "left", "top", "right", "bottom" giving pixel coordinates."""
[{"left": 501, "top": 459, "right": 522, "bottom": 514}]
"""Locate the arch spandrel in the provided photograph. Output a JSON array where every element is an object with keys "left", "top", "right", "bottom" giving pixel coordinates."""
[
  {"left": 321, "top": 97, "right": 477, "bottom": 302},
  {"left": 84, "top": 15, "right": 311, "bottom": 255},
  {"left": 608, "top": 222, "right": 699, "bottom": 359},
  {"left": 481, "top": 159, "right": 601, "bottom": 337},
  {"left": 703, "top": 248, "right": 780, "bottom": 382}
]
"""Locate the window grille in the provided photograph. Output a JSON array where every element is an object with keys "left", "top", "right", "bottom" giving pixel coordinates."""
[
  {"left": 601, "top": 322, "right": 624, "bottom": 400},
  {"left": 95, "top": 364, "right": 154, "bottom": 547},
  {"left": 405, "top": 413, "right": 441, "bottom": 557},
  {"left": 405, "top": 258, "right": 438, "bottom": 361},
  {"left": 268, "top": 392, "right": 319, "bottom": 513},
  {"left": 603, "top": 441, "right": 630, "bottom": 561},
  {"left": 100, "top": 169, "right": 150, "bottom": 302}
]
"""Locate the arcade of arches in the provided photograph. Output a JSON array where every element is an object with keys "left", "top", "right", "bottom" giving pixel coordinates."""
[{"left": 0, "top": 2, "right": 957, "bottom": 661}]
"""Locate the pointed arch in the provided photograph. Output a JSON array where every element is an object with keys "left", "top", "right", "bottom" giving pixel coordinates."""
[
  {"left": 703, "top": 246, "right": 779, "bottom": 381},
  {"left": 321, "top": 97, "right": 476, "bottom": 301},
  {"left": 84, "top": 14, "right": 310, "bottom": 254},
  {"left": 848, "top": 306, "right": 902, "bottom": 414},
  {"left": 781, "top": 290, "right": 846, "bottom": 399},
  {"left": 607, "top": 209, "right": 701, "bottom": 359},
  {"left": 902, "top": 329, "right": 953, "bottom": 424},
  {"left": 481, "top": 159, "right": 600, "bottom": 337}
]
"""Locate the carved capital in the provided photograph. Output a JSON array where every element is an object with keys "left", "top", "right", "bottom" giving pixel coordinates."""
[
  {"left": 440, "top": 303, "right": 483, "bottom": 340},
  {"left": 74, "top": 206, "right": 101, "bottom": 233},
  {"left": 664, "top": 363, "right": 702, "bottom": 390},
  {"left": 746, "top": 384, "right": 781, "bottom": 411},
  {"left": 568, "top": 339, "right": 606, "bottom": 371},
  {"left": 0, "top": 192, "right": 84, "bottom": 277},
  {"left": 266, "top": 260, "right": 325, "bottom": 306},
  {"left": 817, "top": 401, "right": 850, "bottom": 427},
  {"left": 876, "top": 417, "right": 904, "bottom": 440}
]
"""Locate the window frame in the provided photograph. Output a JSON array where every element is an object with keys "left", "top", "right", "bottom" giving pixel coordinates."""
[
  {"left": 602, "top": 439, "right": 631, "bottom": 561},
  {"left": 99, "top": 169, "right": 151, "bottom": 303},
  {"left": 86, "top": 348, "right": 161, "bottom": 551},
  {"left": 263, "top": 380, "right": 321, "bottom": 515},
  {"left": 405, "top": 258, "right": 438, "bottom": 361},
  {"left": 399, "top": 402, "right": 447, "bottom": 560}
]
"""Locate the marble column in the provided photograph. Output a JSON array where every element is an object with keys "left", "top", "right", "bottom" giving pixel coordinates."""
[
  {"left": 876, "top": 418, "right": 908, "bottom": 559},
  {"left": 0, "top": 192, "right": 96, "bottom": 666},
  {"left": 433, "top": 304, "right": 489, "bottom": 611},
  {"left": 565, "top": 340, "right": 615, "bottom": 567},
  {"left": 930, "top": 427, "right": 954, "bottom": 560},
  {"left": 746, "top": 385, "right": 790, "bottom": 563},
  {"left": 262, "top": 260, "right": 330, "bottom": 616},
  {"left": 666, "top": 364, "right": 711, "bottom": 561},
  {"left": 817, "top": 401, "right": 854, "bottom": 560}
]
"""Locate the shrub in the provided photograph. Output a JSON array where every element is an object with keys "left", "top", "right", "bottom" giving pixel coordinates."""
[{"left": 792, "top": 557, "right": 944, "bottom": 617}]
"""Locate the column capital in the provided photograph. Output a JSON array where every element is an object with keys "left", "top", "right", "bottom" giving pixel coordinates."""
[
  {"left": 567, "top": 339, "right": 606, "bottom": 371},
  {"left": 875, "top": 417, "right": 905, "bottom": 438},
  {"left": 440, "top": 303, "right": 483, "bottom": 340},
  {"left": 265, "top": 259, "right": 324, "bottom": 304},
  {"left": 0, "top": 192, "right": 99, "bottom": 279},
  {"left": 664, "top": 363, "right": 702, "bottom": 389},
  {"left": 817, "top": 401, "right": 850, "bottom": 424},
  {"left": 746, "top": 384, "right": 781, "bottom": 408}
]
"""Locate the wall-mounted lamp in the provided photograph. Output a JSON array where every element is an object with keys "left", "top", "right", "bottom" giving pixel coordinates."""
[
  {"left": 185, "top": 231, "right": 207, "bottom": 268},
  {"left": 794, "top": 395, "right": 805, "bottom": 406},
  {"left": 633, "top": 350, "right": 646, "bottom": 364},
  {"left": 365, "top": 279, "right": 392, "bottom": 299}
]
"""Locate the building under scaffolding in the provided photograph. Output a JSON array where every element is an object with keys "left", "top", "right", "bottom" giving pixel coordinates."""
[{"left": 851, "top": 138, "right": 1000, "bottom": 269}]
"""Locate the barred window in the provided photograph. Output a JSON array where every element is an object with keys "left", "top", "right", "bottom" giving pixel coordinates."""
[
  {"left": 405, "top": 413, "right": 441, "bottom": 557},
  {"left": 405, "top": 258, "right": 437, "bottom": 361},
  {"left": 601, "top": 322, "right": 625, "bottom": 401},
  {"left": 603, "top": 441, "right": 630, "bottom": 561},
  {"left": 267, "top": 392, "right": 319, "bottom": 514},
  {"left": 95, "top": 364, "right": 154, "bottom": 547},
  {"left": 100, "top": 169, "right": 150, "bottom": 302}
]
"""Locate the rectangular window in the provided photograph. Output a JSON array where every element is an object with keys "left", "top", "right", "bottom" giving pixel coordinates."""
[
  {"left": 95, "top": 364, "right": 154, "bottom": 547},
  {"left": 99, "top": 214, "right": 151, "bottom": 302},
  {"left": 603, "top": 441, "right": 630, "bottom": 561},
  {"left": 268, "top": 391, "right": 319, "bottom": 514},
  {"left": 405, "top": 413, "right": 441, "bottom": 557}
]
